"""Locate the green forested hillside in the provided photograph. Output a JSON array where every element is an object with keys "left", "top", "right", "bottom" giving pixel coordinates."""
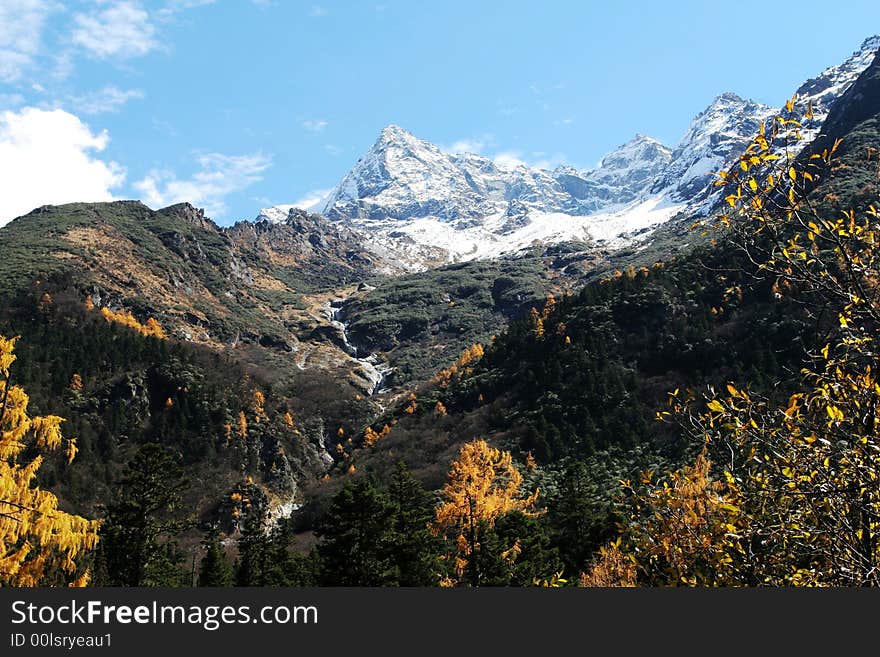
[{"left": 300, "top": 51, "right": 880, "bottom": 584}]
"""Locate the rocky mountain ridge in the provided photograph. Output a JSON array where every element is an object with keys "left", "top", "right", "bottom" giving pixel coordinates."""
[{"left": 258, "top": 36, "right": 880, "bottom": 267}]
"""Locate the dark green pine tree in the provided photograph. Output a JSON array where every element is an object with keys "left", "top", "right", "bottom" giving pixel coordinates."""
[
  {"left": 386, "top": 462, "right": 443, "bottom": 586},
  {"left": 547, "top": 461, "right": 617, "bottom": 575},
  {"left": 198, "top": 526, "right": 233, "bottom": 587},
  {"left": 315, "top": 479, "right": 397, "bottom": 586},
  {"left": 99, "top": 443, "right": 190, "bottom": 586},
  {"left": 265, "top": 519, "right": 317, "bottom": 587},
  {"left": 235, "top": 507, "right": 316, "bottom": 586},
  {"left": 475, "top": 512, "right": 562, "bottom": 586},
  {"left": 234, "top": 504, "right": 270, "bottom": 586}
]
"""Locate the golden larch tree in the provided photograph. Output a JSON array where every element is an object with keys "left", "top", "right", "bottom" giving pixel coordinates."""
[
  {"left": 434, "top": 439, "right": 539, "bottom": 586},
  {"left": 0, "top": 335, "right": 100, "bottom": 586},
  {"left": 236, "top": 411, "right": 248, "bottom": 440},
  {"left": 251, "top": 390, "right": 266, "bottom": 421}
]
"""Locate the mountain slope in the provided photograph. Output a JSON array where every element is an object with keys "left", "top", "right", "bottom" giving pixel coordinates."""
[
  {"left": 0, "top": 201, "right": 405, "bottom": 537},
  {"left": 312, "top": 41, "right": 880, "bottom": 508}
]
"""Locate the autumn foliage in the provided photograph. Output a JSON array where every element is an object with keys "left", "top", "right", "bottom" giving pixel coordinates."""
[
  {"left": 588, "top": 95, "right": 880, "bottom": 586},
  {"left": 0, "top": 335, "right": 99, "bottom": 586},
  {"left": 99, "top": 307, "right": 166, "bottom": 339},
  {"left": 363, "top": 424, "right": 392, "bottom": 448},
  {"left": 433, "top": 439, "right": 539, "bottom": 586},
  {"left": 432, "top": 344, "right": 485, "bottom": 388}
]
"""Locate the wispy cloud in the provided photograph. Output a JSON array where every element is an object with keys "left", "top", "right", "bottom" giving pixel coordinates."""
[
  {"left": 50, "top": 50, "right": 75, "bottom": 81},
  {"left": 0, "top": 107, "right": 125, "bottom": 226},
  {"left": 493, "top": 151, "right": 528, "bottom": 169},
  {"left": 493, "top": 150, "right": 566, "bottom": 170},
  {"left": 324, "top": 144, "right": 342, "bottom": 156},
  {"left": 293, "top": 188, "right": 332, "bottom": 211},
  {"left": 151, "top": 117, "right": 179, "bottom": 137},
  {"left": 440, "top": 133, "right": 496, "bottom": 155},
  {"left": 72, "top": 2, "right": 158, "bottom": 60},
  {"left": 301, "top": 119, "right": 328, "bottom": 133},
  {"left": 308, "top": 5, "right": 328, "bottom": 17},
  {"left": 68, "top": 86, "right": 144, "bottom": 115},
  {"left": 163, "top": 0, "right": 217, "bottom": 11},
  {"left": 0, "top": 93, "right": 25, "bottom": 107},
  {"left": 156, "top": 0, "right": 217, "bottom": 20},
  {"left": 0, "top": 0, "right": 59, "bottom": 82},
  {"left": 448, "top": 139, "right": 483, "bottom": 155},
  {"left": 134, "top": 152, "right": 272, "bottom": 218}
]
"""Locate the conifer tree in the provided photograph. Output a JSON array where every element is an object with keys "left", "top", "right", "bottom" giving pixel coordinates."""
[
  {"left": 198, "top": 526, "right": 233, "bottom": 587},
  {"left": 316, "top": 480, "right": 396, "bottom": 586},
  {"left": 434, "top": 440, "right": 539, "bottom": 586},
  {"left": 386, "top": 462, "right": 443, "bottom": 586},
  {"left": 100, "top": 444, "right": 189, "bottom": 586}
]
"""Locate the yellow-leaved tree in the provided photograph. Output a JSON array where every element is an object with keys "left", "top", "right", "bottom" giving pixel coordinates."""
[
  {"left": 0, "top": 335, "right": 100, "bottom": 586},
  {"left": 582, "top": 451, "right": 742, "bottom": 587},
  {"left": 586, "top": 94, "right": 880, "bottom": 586},
  {"left": 433, "top": 439, "right": 539, "bottom": 586}
]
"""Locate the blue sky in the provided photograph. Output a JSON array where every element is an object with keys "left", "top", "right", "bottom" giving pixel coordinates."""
[{"left": 1, "top": 0, "right": 879, "bottom": 226}]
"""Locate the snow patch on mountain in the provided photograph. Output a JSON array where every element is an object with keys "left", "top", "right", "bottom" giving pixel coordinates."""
[
  {"left": 255, "top": 204, "right": 297, "bottom": 223},
  {"left": 796, "top": 35, "right": 880, "bottom": 132},
  {"left": 256, "top": 35, "right": 879, "bottom": 268},
  {"left": 358, "top": 194, "right": 684, "bottom": 267}
]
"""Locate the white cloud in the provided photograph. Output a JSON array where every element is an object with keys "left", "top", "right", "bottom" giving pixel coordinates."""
[
  {"left": 0, "top": 0, "right": 58, "bottom": 82},
  {"left": 0, "top": 107, "right": 125, "bottom": 226},
  {"left": 157, "top": 0, "right": 217, "bottom": 20},
  {"left": 69, "top": 86, "right": 144, "bottom": 115},
  {"left": 492, "top": 151, "right": 529, "bottom": 169},
  {"left": 292, "top": 188, "right": 332, "bottom": 211},
  {"left": 0, "top": 50, "right": 31, "bottom": 84},
  {"left": 301, "top": 119, "right": 328, "bottom": 133},
  {"left": 324, "top": 144, "right": 342, "bottom": 155},
  {"left": 134, "top": 152, "right": 272, "bottom": 218},
  {"left": 72, "top": 2, "right": 157, "bottom": 59},
  {"left": 308, "top": 6, "right": 327, "bottom": 17},
  {"left": 163, "top": 0, "right": 217, "bottom": 10},
  {"left": 440, "top": 133, "right": 496, "bottom": 156},
  {"left": 492, "top": 150, "right": 566, "bottom": 170},
  {"left": 51, "top": 50, "right": 75, "bottom": 81},
  {"left": 530, "top": 152, "right": 567, "bottom": 169},
  {"left": 443, "top": 138, "right": 486, "bottom": 155}
]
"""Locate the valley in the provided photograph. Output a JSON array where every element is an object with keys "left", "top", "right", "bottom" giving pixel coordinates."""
[{"left": 1, "top": 34, "right": 879, "bottom": 587}]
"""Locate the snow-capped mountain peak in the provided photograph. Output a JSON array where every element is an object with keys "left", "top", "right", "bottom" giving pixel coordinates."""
[
  {"left": 321, "top": 124, "right": 498, "bottom": 223},
  {"left": 651, "top": 92, "right": 775, "bottom": 200},
  {"left": 795, "top": 35, "right": 880, "bottom": 130},
  {"left": 259, "top": 35, "right": 880, "bottom": 269}
]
